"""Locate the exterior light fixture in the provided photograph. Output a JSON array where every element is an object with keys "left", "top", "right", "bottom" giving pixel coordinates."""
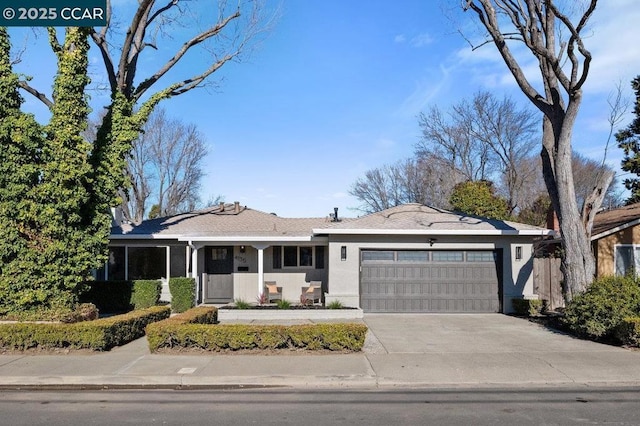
[
  {"left": 240, "top": 245, "right": 246, "bottom": 253},
  {"left": 341, "top": 246, "right": 347, "bottom": 261},
  {"left": 515, "top": 246, "right": 522, "bottom": 260},
  {"left": 429, "top": 238, "right": 437, "bottom": 247}
]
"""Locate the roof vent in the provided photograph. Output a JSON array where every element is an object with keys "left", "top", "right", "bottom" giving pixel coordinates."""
[
  {"left": 219, "top": 202, "right": 225, "bottom": 212},
  {"left": 234, "top": 201, "right": 240, "bottom": 213},
  {"left": 330, "top": 207, "right": 340, "bottom": 222}
]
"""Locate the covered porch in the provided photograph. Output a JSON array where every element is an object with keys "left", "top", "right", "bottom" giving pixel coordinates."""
[{"left": 181, "top": 236, "right": 329, "bottom": 305}]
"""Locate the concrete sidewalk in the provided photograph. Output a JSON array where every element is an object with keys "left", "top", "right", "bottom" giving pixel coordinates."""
[{"left": 0, "top": 314, "right": 639, "bottom": 389}]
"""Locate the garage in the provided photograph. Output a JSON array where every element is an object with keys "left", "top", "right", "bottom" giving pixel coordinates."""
[{"left": 360, "top": 249, "right": 502, "bottom": 313}]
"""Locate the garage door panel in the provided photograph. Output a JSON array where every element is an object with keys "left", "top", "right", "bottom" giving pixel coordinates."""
[{"left": 361, "top": 250, "right": 500, "bottom": 313}]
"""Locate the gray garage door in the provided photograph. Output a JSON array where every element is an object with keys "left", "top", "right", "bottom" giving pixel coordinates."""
[{"left": 360, "top": 250, "right": 501, "bottom": 313}]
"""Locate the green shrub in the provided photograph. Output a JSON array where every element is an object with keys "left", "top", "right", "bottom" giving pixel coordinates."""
[
  {"left": 276, "top": 299, "right": 291, "bottom": 309},
  {"left": 131, "top": 280, "right": 161, "bottom": 309},
  {"left": 511, "top": 298, "right": 543, "bottom": 316},
  {"left": 0, "top": 306, "right": 171, "bottom": 351},
  {"left": 79, "top": 280, "right": 132, "bottom": 313},
  {"left": 563, "top": 275, "right": 640, "bottom": 339},
  {"left": 146, "top": 321, "right": 367, "bottom": 352},
  {"left": 234, "top": 298, "right": 250, "bottom": 309},
  {"left": 169, "top": 277, "right": 195, "bottom": 313},
  {"left": 327, "top": 300, "right": 344, "bottom": 309},
  {"left": 615, "top": 317, "right": 640, "bottom": 347}
]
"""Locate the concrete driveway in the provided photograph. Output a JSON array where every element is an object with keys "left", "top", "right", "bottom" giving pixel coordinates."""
[
  {"left": 363, "top": 313, "right": 616, "bottom": 354},
  {"left": 362, "top": 313, "right": 640, "bottom": 386}
]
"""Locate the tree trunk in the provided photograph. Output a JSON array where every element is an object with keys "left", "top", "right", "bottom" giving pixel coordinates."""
[{"left": 541, "top": 104, "right": 595, "bottom": 301}]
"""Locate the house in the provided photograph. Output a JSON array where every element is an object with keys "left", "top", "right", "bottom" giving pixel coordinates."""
[
  {"left": 105, "top": 202, "right": 553, "bottom": 313},
  {"left": 591, "top": 203, "right": 640, "bottom": 276}
]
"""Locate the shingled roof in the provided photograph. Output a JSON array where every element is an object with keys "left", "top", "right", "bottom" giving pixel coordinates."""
[
  {"left": 591, "top": 203, "right": 640, "bottom": 239},
  {"left": 314, "top": 204, "right": 552, "bottom": 236},
  {"left": 111, "top": 202, "right": 333, "bottom": 240}
]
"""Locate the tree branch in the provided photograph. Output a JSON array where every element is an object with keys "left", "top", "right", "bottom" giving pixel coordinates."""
[
  {"left": 133, "top": 9, "right": 241, "bottom": 99},
  {"left": 17, "top": 81, "right": 53, "bottom": 109}
]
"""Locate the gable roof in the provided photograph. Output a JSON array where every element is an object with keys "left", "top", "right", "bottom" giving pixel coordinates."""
[
  {"left": 314, "top": 204, "right": 552, "bottom": 236},
  {"left": 591, "top": 203, "right": 640, "bottom": 240},
  {"left": 111, "top": 203, "right": 332, "bottom": 242}
]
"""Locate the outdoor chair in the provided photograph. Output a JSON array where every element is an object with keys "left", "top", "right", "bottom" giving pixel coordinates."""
[
  {"left": 301, "top": 282, "right": 322, "bottom": 304},
  {"left": 264, "top": 281, "right": 282, "bottom": 303}
]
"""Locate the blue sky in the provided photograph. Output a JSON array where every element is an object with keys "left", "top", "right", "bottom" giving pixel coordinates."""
[{"left": 11, "top": 0, "right": 640, "bottom": 218}]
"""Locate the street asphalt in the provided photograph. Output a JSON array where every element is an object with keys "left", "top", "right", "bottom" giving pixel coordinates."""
[{"left": 0, "top": 314, "right": 639, "bottom": 389}]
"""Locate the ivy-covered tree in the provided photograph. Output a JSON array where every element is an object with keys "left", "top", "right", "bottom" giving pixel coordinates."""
[
  {"left": 0, "top": 27, "right": 100, "bottom": 317},
  {"left": 449, "top": 180, "right": 511, "bottom": 221},
  {"left": 617, "top": 76, "right": 640, "bottom": 205},
  {"left": 0, "top": 28, "right": 47, "bottom": 315},
  {"left": 0, "top": 1, "right": 266, "bottom": 317}
]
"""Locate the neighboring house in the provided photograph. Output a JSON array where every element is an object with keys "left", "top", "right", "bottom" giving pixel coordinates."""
[
  {"left": 591, "top": 203, "right": 640, "bottom": 277},
  {"left": 105, "top": 202, "right": 553, "bottom": 313}
]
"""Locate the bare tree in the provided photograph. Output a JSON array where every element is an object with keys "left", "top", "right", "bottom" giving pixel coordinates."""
[
  {"left": 463, "top": 0, "right": 611, "bottom": 300},
  {"left": 121, "top": 108, "right": 207, "bottom": 223},
  {"left": 417, "top": 91, "right": 540, "bottom": 214},
  {"left": 417, "top": 103, "right": 494, "bottom": 182},
  {"left": 350, "top": 156, "right": 464, "bottom": 214}
]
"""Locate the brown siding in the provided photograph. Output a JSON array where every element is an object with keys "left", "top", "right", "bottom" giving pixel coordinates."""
[{"left": 595, "top": 224, "right": 640, "bottom": 276}]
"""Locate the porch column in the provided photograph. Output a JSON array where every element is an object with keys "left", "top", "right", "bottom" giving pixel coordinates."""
[
  {"left": 189, "top": 242, "right": 201, "bottom": 303},
  {"left": 253, "top": 244, "right": 270, "bottom": 296}
]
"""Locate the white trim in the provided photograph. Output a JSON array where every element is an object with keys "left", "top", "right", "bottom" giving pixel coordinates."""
[
  {"left": 591, "top": 218, "right": 640, "bottom": 241},
  {"left": 312, "top": 228, "right": 553, "bottom": 236}
]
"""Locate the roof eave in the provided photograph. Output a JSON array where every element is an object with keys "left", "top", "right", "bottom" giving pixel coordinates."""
[
  {"left": 591, "top": 217, "right": 640, "bottom": 241},
  {"left": 312, "top": 228, "right": 553, "bottom": 236}
]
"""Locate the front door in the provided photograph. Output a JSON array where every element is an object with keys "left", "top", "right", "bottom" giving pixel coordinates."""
[{"left": 204, "top": 246, "right": 234, "bottom": 303}]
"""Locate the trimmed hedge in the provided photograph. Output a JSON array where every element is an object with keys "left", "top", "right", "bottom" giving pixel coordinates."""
[
  {"left": 169, "top": 277, "right": 195, "bottom": 313},
  {"left": 131, "top": 280, "right": 162, "bottom": 309},
  {"left": 80, "top": 280, "right": 132, "bottom": 313},
  {"left": 615, "top": 317, "right": 640, "bottom": 347},
  {"left": 80, "top": 280, "right": 161, "bottom": 313},
  {"left": 511, "top": 298, "right": 543, "bottom": 316},
  {"left": 0, "top": 306, "right": 171, "bottom": 351},
  {"left": 146, "top": 315, "right": 368, "bottom": 352}
]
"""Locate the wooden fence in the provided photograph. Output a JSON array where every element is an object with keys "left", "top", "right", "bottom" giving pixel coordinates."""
[{"left": 533, "top": 256, "right": 565, "bottom": 311}]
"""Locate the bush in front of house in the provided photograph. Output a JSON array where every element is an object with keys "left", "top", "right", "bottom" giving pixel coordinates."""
[
  {"left": 562, "top": 275, "right": 640, "bottom": 340},
  {"left": 169, "top": 277, "right": 196, "bottom": 313},
  {"left": 131, "top": 280, "right": 161, "bottom": 309},
  {"left": 615, "top": 317, "right": 640, "bottom": 347},
  {"left": 511, "top": 298, "right": 543, "bottom": 316},
  {"left": 146, "top": 319, "right": 368, "bottom": 352},
  {"left": 0, "top": 306, "right": 171, "bottom": 351},
  {"left": 80, "top": 280, "right": 133, "bottom": 313}
]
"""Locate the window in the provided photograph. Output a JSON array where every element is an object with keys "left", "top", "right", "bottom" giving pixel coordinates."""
[
  {"left": 300, "top": 247, "right": 313, "bottom": 266},
  {"left": 397, "top": 251, "right": 429, "bottom": 262},
  {"left": 275, "top": 246, "right": 321, "bottom": 268},
  {"left": 315, "top": 246, "right": 325, "bottom": 269},
  {"left": 432, "top": 251, "right": 464, "bottom": 262},
  {"left": 361, "top": 251, "right": 394, "bottom": 262},
  {"left": 466, "top": 251, "right": 496, "bottom": 262},
  {"left": 283, "top": 246, "right": 298, "bottom": 267},
  {"left": 170, "top": 246, "right": 187, "bottom": 277},
  {"left": 211, "top": 248, "right": 228, "bottom": 260},
  {"left": 108, "top": 247, "right": 125, "bottom": 280},
  {"left": 128, "top": 247, "right": 166, "bottom": 280},
  {"left": 615, "top": 245, "right": 640, "bottom": 276},
  {"left": 273, "top": 246, "right": 282, "bottom": 269}
]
